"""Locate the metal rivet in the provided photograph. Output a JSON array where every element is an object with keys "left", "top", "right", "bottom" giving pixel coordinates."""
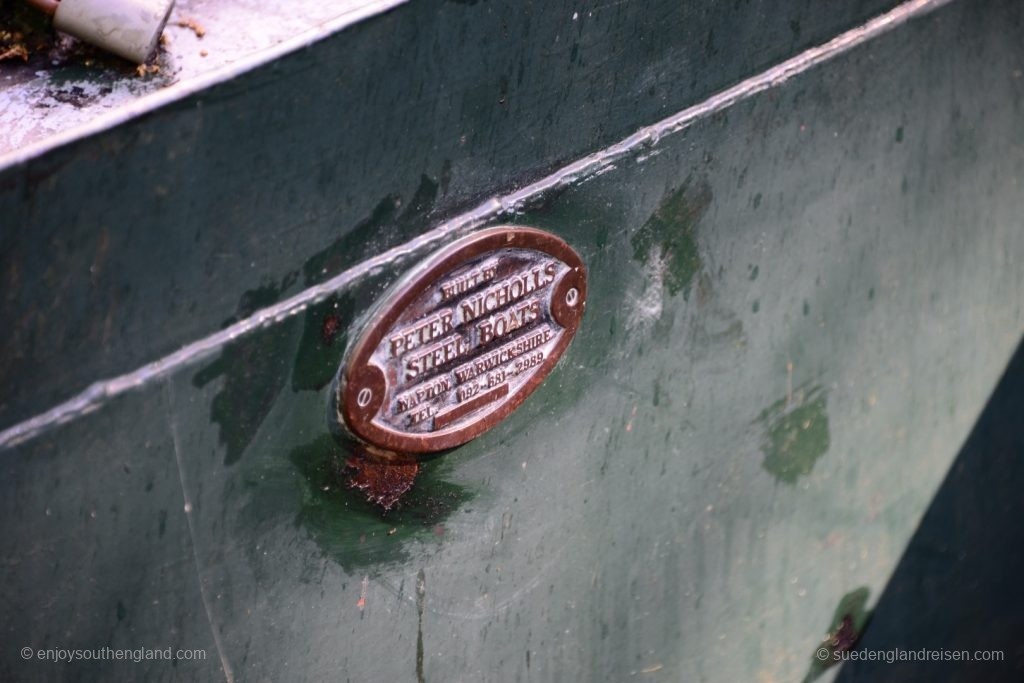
[
  {"left": 565, "top": 287, "right": 579, "bottom": 307},
  {"left": 356, "top": 388, "right": 373, "bottom": 407}
]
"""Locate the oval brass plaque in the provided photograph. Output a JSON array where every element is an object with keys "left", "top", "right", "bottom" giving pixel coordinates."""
[{"left": 338, "top": 226, "right": 586, "bottom": 453}]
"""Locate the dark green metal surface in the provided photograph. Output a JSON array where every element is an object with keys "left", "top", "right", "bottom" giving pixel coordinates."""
[
  {"left": 2, "top": 0, "right": 1024, "bottom": 681},
  {"left": 0, "top": 0, "right": 905, "bottom": 428}
]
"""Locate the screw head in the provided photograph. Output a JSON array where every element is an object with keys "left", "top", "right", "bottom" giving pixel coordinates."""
[
  {"left": 565, "top": 287, "right": 579, "bottom": 307},
  {"left": 356, "top": 387, "right": 373, "bottom": 407}
]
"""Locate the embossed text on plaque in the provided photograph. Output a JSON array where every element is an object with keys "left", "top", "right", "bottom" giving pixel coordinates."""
[{"left": 338, "top": 226, "right": 587, "bottom": 453}]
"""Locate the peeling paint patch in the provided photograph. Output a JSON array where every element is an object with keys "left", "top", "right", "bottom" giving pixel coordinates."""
[
  {"left": 275, "top": 436, "right": 472, "bottom": 573},
  {"left": 192, "top": 273, "right": 299, "bottom": 466},
  {"left": 631, "top": 177, "right": 712, "bottom": 300},
  {"left": 756, "top": 384, "right": 830, "bottom": 483}
]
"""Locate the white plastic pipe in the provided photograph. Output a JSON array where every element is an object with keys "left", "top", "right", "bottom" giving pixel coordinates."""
[{"left": 53, "top": 0, "right": 175, "bottom": 63}]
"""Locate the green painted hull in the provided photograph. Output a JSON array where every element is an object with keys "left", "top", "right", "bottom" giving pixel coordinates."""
[{"left": 1, "top": 0, "right": 1023, "bottom": 680}]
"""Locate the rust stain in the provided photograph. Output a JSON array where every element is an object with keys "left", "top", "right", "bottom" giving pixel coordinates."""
[
  {"left": 320, "top": 313, "right": 342, "bottom": 346},
  {"left": 0, "top": 44, "right": 28, "bottom": 61},
  {"left": 135, "top": 63, "right": 160, "bottom": 77},
  {"left": 829, "top": 614, "right": 858, "bottom": 653},
  {"left": 345, "top": 446, "right": 420, "bottom": 512},
  {"left": 175, "top": 18, "right": 206, "bottom": 39}
]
